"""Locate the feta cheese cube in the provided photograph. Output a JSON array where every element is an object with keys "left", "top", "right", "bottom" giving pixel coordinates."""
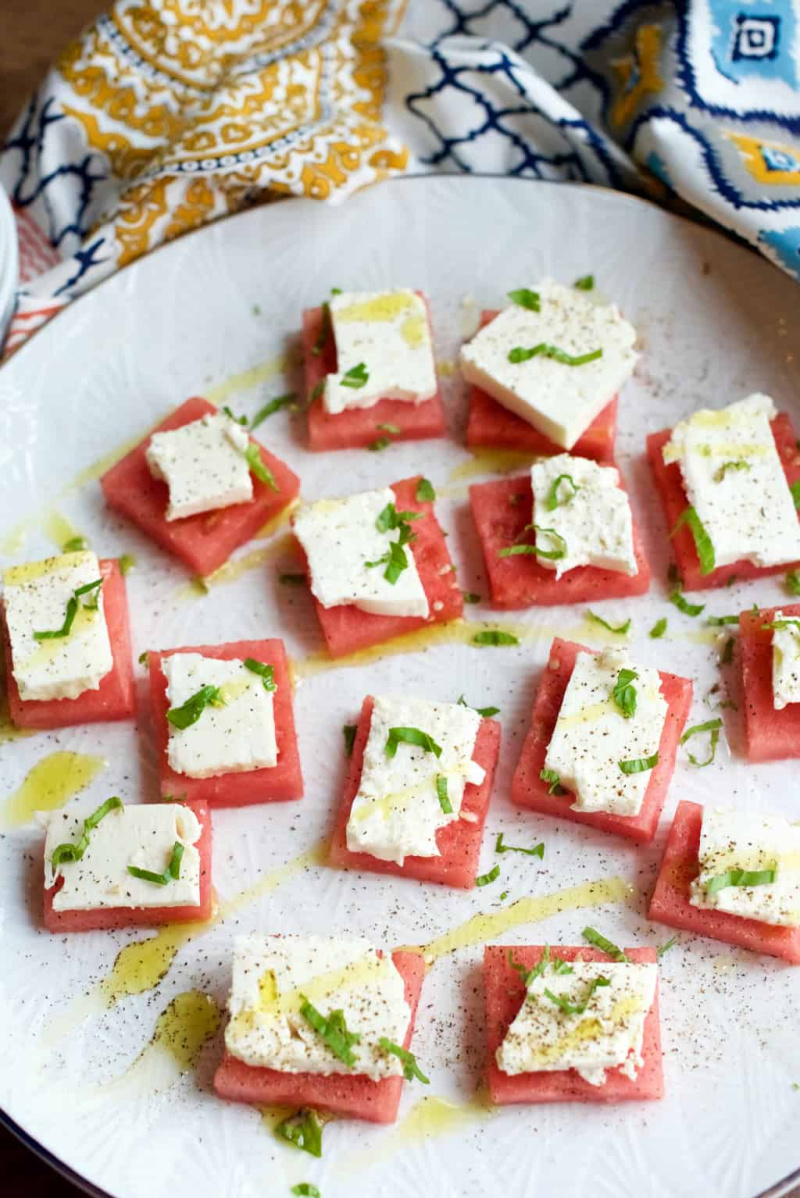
[
  {"left": 544, "top": 648, "right": 667, "bottom": 816},
  {"left": 459, "top": 280, "right": 638, "bottom": 449},
  {"left": 663, "top": 393, "right": 800, "bottom": 569},
  {"left": 323, "top": 290, "right": 437, "bottom": 415},
  {"left": 146, "top": 413, "right": 253, "bottom": 521},
  {"left": 293, "top": 487, "right": 429, "bottom": 618},
  {"left": 771, "top": 610, "right": 800, "bottom": 710},
  {"left": 44, "top": 801, "right": 202, "bottom": 911},
  {"left": 530, "top": 454, "right": 637, "bottom": 578},
  {"left": 2, "top": 551, "right": 114, "bottom": 702},
  {"left": 347, "top": 695, "right": 485, "bottom": 864},
  {"left": 497, "top": 958, "right": 657, "bottom": 1085},
  {"left": 225, "top": 934, "right": 411, "bottom": 1080},
  {"left": 690, "top": 806, "right": 800, "bottom": 927},
  {"left": 164, "top": 653, "right": 278, "bottom": 779}
]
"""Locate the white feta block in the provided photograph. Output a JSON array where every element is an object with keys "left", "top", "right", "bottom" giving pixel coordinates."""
[
  {"left": 690, "top": 806, "right": 800, "bottom": 927},
  {"left": 164, "top": 652, "right": 278, "bottom": 779},
  {"left": 2, "top": 551, "right": 113, "bottom": 702},
  {"left": 225, "top": 934, "right": 411, "bottom": 1080},
  {"left": 663, "top": 393, "right": 800, "bottom": 569},
  {"left": 459, "top": 279, "right": 638, "bottom": 449},
  {"left": 323, "top": 290, "right": 437, "bottom": 415},
  {"left": 544, "top": 648, "right": 667, "bottom": 817},
  {"left": 45, "top": 801, "right": 202, "bottom": 911},
  {"left": 347, "top": 695, "right": 485, "bottom": 864},
  {"left": 530, "top": 454, "right": 637, "bottom": 579},
  {"left": 293, "top": 487, "right": 429, "bottom": 618},
  {"left": 497, "top": 958, "right": 657, "bottom": 1085},
  {"left": 771, "top": 609, "right": 800, "bottom": 710},
  {"left": 146, "top": 413, "right": 253, "bottom": 521}
]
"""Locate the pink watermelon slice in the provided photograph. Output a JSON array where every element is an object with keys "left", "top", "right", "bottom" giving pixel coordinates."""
[
  {"left": 148, "top": 639, "right": 303, "bottom": 806},
  {"left": 485, "top": 944, "right": 663, "bottom": 1104},
  {"left": 469, "top": 473, "right": 650, "bottom": 609},
  {"left": 511, "top": 637, "right": 692, "bottom": 843},
  {"left": 739, "top": 603, "right": 800, "bottom": 762},
  {"left": 328, "top": 695, "right": 501, "bottom": 888},
  {"left": 101, "top": 397, "right": 300, "bottom": 577},
  {"left": 2, "top": 558, "right": 135, "bottom": 731},
  {"left": 213, "top": 950, "right": 426, "bottom": 1123}
]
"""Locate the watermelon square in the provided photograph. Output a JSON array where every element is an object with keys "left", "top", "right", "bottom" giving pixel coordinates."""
[
  {"left": 484, "top": 944, "right": 663, "bottom": 1105},
  {"left": 328, "top": 695, "right": 501, "bottom": 888},
  {"left": 299, "top": 476, "right": 463, "bottom": 659},
  {"left": 646, "top": 412, "right": 800, "bottom": 591},
  {"left": 100, "top": 397, "right": 301, "bottom": 577},
  {"left": 511, "top": 637, "right": 692, "bottom": 843},
  {"left": 43, "top": 800, "right": 213, "bottom": 932},
  {"left": 2, "top": 557, "right": 135, "bottom": 731},
  {"left": 648, "top": 800, "right": 800, "bottom": 963},
  {"left": 465, "top": 311, "right": 617, "bottom": 459},
  {"left": 148, "top": 639, "right": 303, "bottom": 807},
  {"left": 739, "top": 603, "right": 800, "bottom": 762},
  {"left": 213, "top": 949, "right": 425, "bottom": 1123},
  {"left": 303, "top": 300, "right": 447, "bottom": 451},
  {"left": 469, "top": 473, "right": 650, "bottom": 609}
]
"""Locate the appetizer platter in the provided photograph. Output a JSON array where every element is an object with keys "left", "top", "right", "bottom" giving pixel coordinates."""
[{"left": 1, "top": 177, "right": 799, "bottom": 1198}]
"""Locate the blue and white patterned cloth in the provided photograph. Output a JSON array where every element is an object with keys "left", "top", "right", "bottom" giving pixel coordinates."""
[{"left": 1, "top": 0, "right": 799, "bottom": 356}]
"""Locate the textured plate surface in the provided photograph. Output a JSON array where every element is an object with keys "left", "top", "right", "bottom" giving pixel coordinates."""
[{"left": 1, "top": 177, "right": 800, "bottom": 1198}]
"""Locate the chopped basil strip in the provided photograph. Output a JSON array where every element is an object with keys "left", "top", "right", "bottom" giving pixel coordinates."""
[
  {"left": 341, "top": 362, "right": 369, "bottom": 389},
  {"left": 33, "top": 577, "right": 104, "bottom": 640},
  {"left": 368, "top": 436, "right": 392, "bottom": 452},
  {"left": 786, "top": 570, "right": 800, "bottom": 596},
  {"left": 586, "top": 609, "right": 631, "bottom": 636},
  {"left": 507, "top": 288, "right": 541, "bottom": 311},
  {"left": 342, "top": 725, "right": 357, "bottom": 756},
  {"left": 671, "top": 506, "right": 715, "bottom": 575},
  {"left": 546, "top": 473, "right": 580, "bottom": 511},
  {"left": 50, "top": 796, "right": 123, "bottom": 867},
  {"left": 668, "top": 584, "right": 705, "bottom": 617},
  {"left": 385, "top": 726, "right": 442, "bottom": 759},
  {"left": 462, "top": 591, "right": 481, "bottom": 604},
  {"left": 650, "top": 617, "right": 667, "bottom": 639},
  {"left": 435, "top": 774, "right": 452, "bottom": 814},
  {"left": 415, "top": 477, "right": 436, "bottom": 502},
  {"left": 611, "top": 668, "right": 638, "bottom": 719},
  {"left": 291, "top": 1185, "right": 321, "bottom": 1198},
  {"left": 375, "top": 502, "right": 421, "bottom": 534},
  {"left": 762, "top": 617, "right": 800, "bottom": 632},
  {"left": 714, "top": 459, "right": 750, "bottom": 482},
  {"left": 243, "top": 443, "right": 279, "bottom": 491},
  {"left": 279, "top": 572, "right": 306, "bottom": 586},
  {"left": 498, "top": 524, "right": 566, "bottom": 560},
  {"left": 619, "top": 751, "right": 658, "bottom": 774},
  {"left": 508, "top": 343, "right": 603, "bottom": 367},
  {"left": 365, "top": 539, "right": 409, "bottom": 584},
  {"left": 721, "top": 636, "right": 735, "bottom": 665},
  {"left": 499, "top": 890, "right": 509, "bottom": 901},
  {"left": 707, "top": 614, "right": 738, "bottom": 626},
  {"left": 791, "top": 479, "right": 800, "bottom": 509},
  {"left": 680, "top": 717, "right": 722, "bottom": 767},
  {"left": 457, "top": 694, "right": 500, "bottom": 717},
  {"left": 377, "top": 422, "right": 401, "bottom": 435},
  {"left": 310, "top": 380, "right": 325, "bottom": 403},
  {"left": 127, "top": 840, "right": 184, "bottom": 886},
  {"left": 495, "top": 832, "right": 544, "bottom": 858},
  {"left": 118, "top": 553, "right": 136, "bottom": 575},
  {"left": 539, "top": 768, "right": 565, "bottom": 795},
  {"left": 222, "top": 404, "right": 248, "bottom": 425},
  {"left": 62, "top": 536, "right": 88, "bottom": 552},
  {"left": 300, "top": 999, "right": 361, "bottom": 1067},
  {"left": 706, "top": 865, "right": 776, "bottom": 894},
  {"left": 76, "top": 577, "right": 103, "bottom": 610},
  {"left": 656, "top": 936, "right": 677, "bottom": 958},
  {"left": 574, "top": 274, "right": 595, "bottom": 290},
  {"left": 378, "top": 1038, "right": 430, "bottom": 1084},
  {"left": 276, "top": 1108, "right": 324, "bottom": 1158},
  {"left": 251, "top": 393, "right": 297, "bottom": 428},
  {"left": 473, "top": 630, "right": 519, "bottom": 646},
  {"left": 582, "top": 925, "right": 629, "bottom": 962},
  {"left": 166, "top": 684, "right": 225, "bottom": 730},
  {"left": 476, "top": 864, "right": 501, "bottom": 887},
  {"left": 311, "top": 300, "right": 333, "bottom": 357},
  {"left": 243, "top": 657, "right": 277, "bottom": 692},
  {"left": 544, "top": 976, "right": 610, "bottom": 1016},
  {"left": 138, "top": 651, "right": 149, "bottom": 666}
]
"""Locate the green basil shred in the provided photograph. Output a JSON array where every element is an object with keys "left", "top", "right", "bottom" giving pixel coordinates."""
[
  {"left": 275, "top": 1108, "right": 324, "bottom": 1157},
  {"left": 586, "top": 610, "right": 631, "bottom": 636},
  {"left": 507, "top": 288, "right": 541, "bottom": 311},
  {"left": 671, "top": 506, "right": 715, "bottom": 574},
  {"left": 495, "top": 833, "right": 544, "bottom": 858},
  {"left": 476, "top": 864, "right": 501, "bottom": 887},
  {"left": 385, "top": 726, "right": 442, "bottom": 759},
  {"left": 50, "top": 796, "right": 123, "bottom": 867},
  {"left": 127, "top": 840, "right": 184, "bottom": 886},
  {"left": 582, "top": 925, "right": 629, "bottom": 962},
  {"left": 508, "top": 343, "right": 603, "bottom": 367},
  {"left": 680, "top": 718, "right": 723, "bottom": 767},
  {"left": 435, "top": 774, "right": 452, "bottom": 814},
  {"left": 619, "top": 751, "right": 658, "bottom": 774}
]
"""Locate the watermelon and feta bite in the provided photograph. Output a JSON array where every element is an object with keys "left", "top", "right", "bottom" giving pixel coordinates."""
[
  {"left": 485, "top": 944, "right": 663, "bottom": 1105},
  {"left": 739, "top": 603, "right": 800, "bottom": 762},
  {"left": 101, "top": 397, "right": 300, "bottom": 577},
  {"left": 303, "top": 290, "right": 446, "bottom": 451},
  {"left": 329, "top": 694, "right": 501, "bottom": 888},
  {"left": 148, "top": 639, "right": 302, "bottom": 806},
  {"left": 511, "top": 638, "right": 692, "bottom": 843},
  {"left": 649, "top": 801, "right": 800, "bottom": 963},
  {"left": 647, "top": 393, "right": 800, "bottom": 591},
  {"left": 470, "top": 454, "right": 650, "bottom": 609},
  {"left": 214, "top": 934, "right": 426, "bottom": 1123},
  {"left": 43, "top": 796, "right": 212, "bottom": 932},
  {"left": 460, "top": 282, "right": 637, "bottom": 454},
  {"left": 1, "top": 551, "right": 134, "bottom": 731},
  {"left": 292, "top": 476, "right": 462, "bottom": 658}
]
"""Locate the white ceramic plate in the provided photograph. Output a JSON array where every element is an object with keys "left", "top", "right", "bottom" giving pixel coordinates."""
[{"left": 1, "top": 177, "right": 800, "bottom": 1198}]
